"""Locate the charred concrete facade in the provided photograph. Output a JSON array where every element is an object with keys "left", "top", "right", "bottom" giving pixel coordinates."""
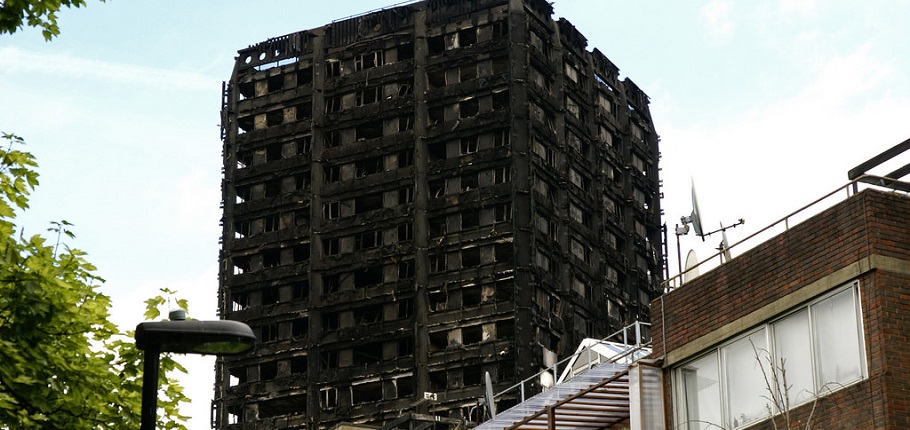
[{"left": 214, "top": 0, "right": 662, "bottom": 428}]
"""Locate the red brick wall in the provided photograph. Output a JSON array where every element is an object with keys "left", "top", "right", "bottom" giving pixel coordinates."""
[{"left": 652, "top": 189, "right": 910, "bottom": 429}]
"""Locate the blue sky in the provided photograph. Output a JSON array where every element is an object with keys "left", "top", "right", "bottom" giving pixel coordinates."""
[{"left": 2, "top": 0, "right": 909, "bottom": 427}]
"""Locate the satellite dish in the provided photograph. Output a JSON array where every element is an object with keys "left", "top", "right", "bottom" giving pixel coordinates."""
[
  {"left": 484, "top": 371, "right": 497, "bottom": 419},
  {"left": 720, "top": 222, "right": 732, "bottom": 262},
  {"left": 690, "top": 180, "right": 705, "bottom": 239},
  {"left": 683, "top": 250, "right": 700, "bottom": 282}
]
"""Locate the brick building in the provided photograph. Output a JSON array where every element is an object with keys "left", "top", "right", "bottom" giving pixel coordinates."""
[
  {"left": 214, "top": 0, "right": 662, "bottom": 428},
  {"left": 652, "top": 186, "right": 910, "bottom": 429}
]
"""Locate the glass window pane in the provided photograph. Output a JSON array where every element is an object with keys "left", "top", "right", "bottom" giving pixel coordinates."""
[
  {"left": 723, "top": 328, "right": 770, "bottom": 428},
  {"left": 678, "top": 352, "right": 721, "bottom": 430},
  {"left": 773, "top": 309, "right": 814, "bottom": 406},
  {"left": 812, "top": 287, "right": 864, "bottom": 390}
]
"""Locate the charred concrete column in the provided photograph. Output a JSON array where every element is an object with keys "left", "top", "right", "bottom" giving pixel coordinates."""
[{"left": 412, "top": 4, "right": 431, "bottom": 414}]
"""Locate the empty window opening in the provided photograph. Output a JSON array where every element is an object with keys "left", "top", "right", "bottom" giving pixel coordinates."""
[
  {"left": 429, "top": 332, "right": 448, "bottom": 352},
  {"left": 322, "top": 311, "right": 340, "bottom": 330},
  {"left": 296, "top": 136, "right": 312, "bottom": 154},
  {"left": 295, "top": 103, "right": 312, "bottom": 121},
  {"left": 266, "top": 143, "right": 283, "bottom": 162},
  {"left": 398, "top": 115, "right": 414, "bottom": 132},
  {"left": 397, "top": 42, "right": 414, "bottom": 60},
  {"left": 463, "top": 325, "right": 483, "bottom": 345},
  {"left": 262, "top": 249, "right": 281, "bottom": 269},
  {"left": 494, "top": 242, "right": 513, "bottom": 264},
  {"left": 427, "top": 35, "right": 445, "bottom": 55},
  {"left": 461, "top": 211, "right": 479, "bottom": 229},
  {"left": 355, "top": 50, "right": 384, "bottom": 71},
  {"left": 259, "top": 361, "right": 278, "bottom": 381},
  {"left": 353, "top": 306, "right": 383, "bottom": 326},
  {"left": 496, "top": 320, "right": 515, "bottom": 339},
  {"left": 397, "top": 82, "right": 413, "bottom": 97},
  {"left": 494, "top": 166, "right": 511, "bottom": 184},
  {"left": 325, "top": 95, "right": 342, "bottom": 113},
  {"left": 320, "top": 387, "right": 338, "bottom": 408},
  {"left": 234, "top": 221, "right": 250, "bottom": 239},
  {"left": 266, "top": 110, "right": 283, "bottom": 127},
  {"left": 398, "top": 150, "right": 414, "bottom": 167},
  {"left": 265, "top": 178, "right": 283, "bottom": 198},
  {"left": 398, "top": 337, "right": 414, "bottom": 357},
  {"left": 352, "top": 380, "right": 383, "bottom": 405},
  {"left": 236, "top": 150, "right": 252, "bottom": 169},
  {"left": 293, "top": 244, "right": 310, "bottom": 262},
  {"left": 324, "top": 165, "right": 341, "bottom": 183},
  {"left": 460, "top": 136, "right": 478, "bottom": 154},
  {"left": 461, "top": 174, "right": 478, "bottom": 192},
  {"left": 295, "top": 173, "right": 310, "bottom": 191},
  {"left": 292, "top": 317, "right": 309, "bottom": 337},
  {"left": 235, "top": 185, "right": 251, "bottom": 204},
  {"left": 264, "top": 214, "right": 279, "bottom": 232},
  {"left": 355, "top": 231, "right": 382, "bottom": 250},
  {"left": 322, "top": 238, "right": 340, "bottom": 256},
  {"left": 429, "top": 216, "right": 446, "bottom": 237},
  {"left": 493, "top": 129, "right": 509, "bottom": 147},
  {"left": 399, "top": 186, "right": 414, "bottom": 204},
  {"left": 291, "top": 356, "right": 307, "bottom": 375},
  {"left": 496, "top": 279, "right": 513, "bottom": 301},
  {"left": 459, "top": 98, "right": 479, "bottom": 118},
  {"left": 231, "top": 292, "right": 248, "bottom": 312},
  {"left": 294, "top": 207, "right": 309, "bottom": 227},
  {"left": 227, "top": 405, "right": 244, "bottom": 424},
  {"left": 460, "top": 64, "right": 476, "bottom": 82},
  {"left": 398, "top": 298, "right": 414, "bottom": 319},
  {"left": 429, "top": 290, "right": 447, "bottom": 312},
  {"left": 354, "top": 266, "right": 383, "bottom": 288},
  {"left": 355, "top": 156, "right": 384, "bottom": 178},
  {"left": 457, "top": 28, "right": 477, "bottom": 47},
  {"left": 238, "top": 115, "right": 254, "bottom": 133},
  {"left": 430, "top": 254, "right": 447, "bottom": 273},
  {"left": 230, "top": 366, "right": 247, "bottom": 386},
  {"left": 259, "top": 395, "right": 306, "bottom": 419},
  {"left": 428, "top": 69, "right": 447, "bottom": 89},
  {"left": 323, "top": 201, "right": 340, "bottom": 219},
  {"left": 464, "top": 366, "right": 482, "bottom": 386},
  {"left": 429, "top": 179, "right": 446, "bottom": 198},
  {"left": 492, "top": 20, "right": 508, "bottom": 38},
  {"left": 428, "top": 106, "right": 445, "bottom": 125},
  {"left": 261, "top": 285, "right": 280, "bottom": 305},
  {"left": 428, "top": 141, "right": 447, "bottom": 162},
  {"left": 293, "top": 281, "right": 310, "bottom": 300},
  {"left": 356, "top": 86, "right": 381, "bottom": 106},
  {"left": 321, "top": 350, "right": 339, "bottom": 369},
  {"left": 325, "top": 60, "right": 342, "bottom": 78},
  {"left": 238, "top": 81, "right": 254, "bottom": 99},
  {"left": 233, "top": 255, "right": 251, "bottom": 275},
  {"left": 462, "top": 247, "right": 481, "bottom": 267},
  {"left": 354, "top": 193, "right": 383, "bottom": 214},
  {"left": 260, "top": 323, "right": 278, "bottom": 343},
  {"left": 297, "top": 67, "right": 313, "bottom": 86},
  {"left": 398, "top": 259, "right": 415, "bottom": 279},
  {"left": 492, "top": 57, "right": 509, "bottom": 75},
  {"left": 463, "top": 285, "right": 482, "bottom": 307},
  {"left": 267, "top": 75, "right": 284, "bottom": 93},
  {"left": 492, "top": 90, "right": 509, "bottom": 110},
  {"left": 355, "top": 120, "right": 383, "bottom": 140},
  {"left": 494, "top": 204, "right": 512, "bottom": 222},
  {"left": 398, "top": 223, "right": 414, "bottom": 242}
]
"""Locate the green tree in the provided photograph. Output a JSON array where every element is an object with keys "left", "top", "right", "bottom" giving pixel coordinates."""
[
  {"left": 0, "top": 133, "right": 188, "bottom": 429},
  {"left": 0, "top": 0, "right": 101, "bottom": 40}
]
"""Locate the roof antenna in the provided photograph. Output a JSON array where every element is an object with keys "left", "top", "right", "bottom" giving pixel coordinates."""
[{"left": 675, "top": 179, "right": 745, "bottom": 283}]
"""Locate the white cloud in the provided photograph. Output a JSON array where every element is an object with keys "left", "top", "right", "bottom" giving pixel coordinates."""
[
  {"left": 0, "top": 46, "right": 219, "bottom": 91},
  {"left": 778, "top": 0, "right": 821, "bottom": 15},
  {"left": 700, "top": 0, "right": 736, "bottom": 43}
]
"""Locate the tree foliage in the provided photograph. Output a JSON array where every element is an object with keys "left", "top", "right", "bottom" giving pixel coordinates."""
[
  {"left": 0, "top": 0, "right": 100, "bottom": 40},
  {"left": 0, "top": 133, "right": 188, "bottom": 429}
]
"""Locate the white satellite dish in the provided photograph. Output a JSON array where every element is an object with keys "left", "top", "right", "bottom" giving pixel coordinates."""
[
  {"left": 683, "top": 250, "right": 700, "bottom": 282},
  {"left": 689, "top": 180, "right": 705, "bottom": 239}
]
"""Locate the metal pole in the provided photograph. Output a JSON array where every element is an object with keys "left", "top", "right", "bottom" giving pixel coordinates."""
[{"left": 141, "top": 347, "right": 161, "bottom": 430}]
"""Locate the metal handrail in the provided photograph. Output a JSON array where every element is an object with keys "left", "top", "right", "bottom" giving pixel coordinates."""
[
  {"left": 662, "top": 175, "right": 910, "bottom": 291},
  {"left": 490, "top": 321, "right": 651, "bottom": 405}
]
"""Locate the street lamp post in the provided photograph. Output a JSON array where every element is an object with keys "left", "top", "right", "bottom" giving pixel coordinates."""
[{"left": 135, "top": 314, "right": 256, "bottom": 430}]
